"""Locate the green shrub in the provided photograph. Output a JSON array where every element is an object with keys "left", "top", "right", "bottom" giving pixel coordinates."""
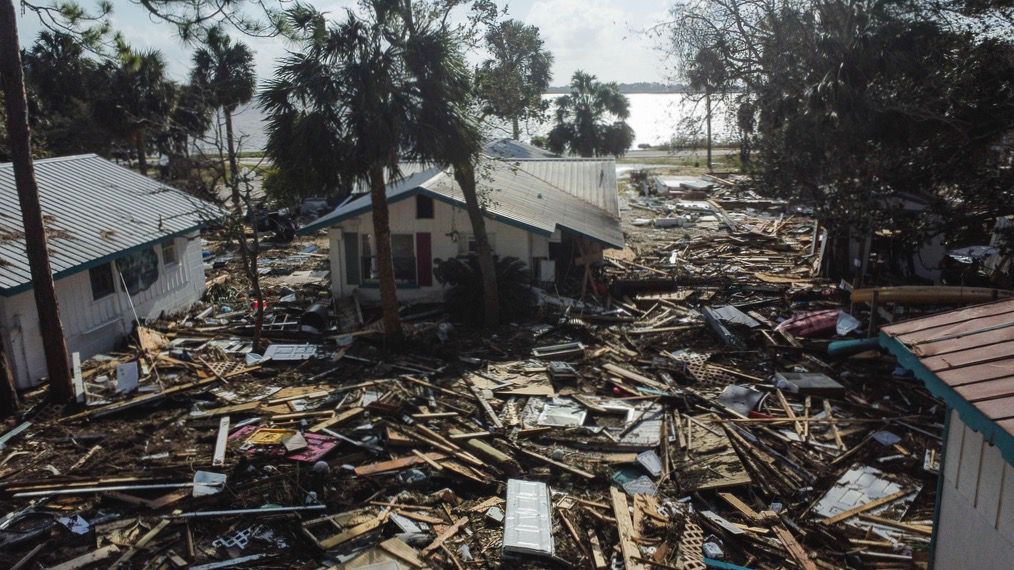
[{"left": 433, "top": 255, "right": 536, "bottom": 325}]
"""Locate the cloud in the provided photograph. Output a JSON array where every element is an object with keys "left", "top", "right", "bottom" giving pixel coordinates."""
[{"left": 524, "top": 0, "right": 667, "bottom": 84}]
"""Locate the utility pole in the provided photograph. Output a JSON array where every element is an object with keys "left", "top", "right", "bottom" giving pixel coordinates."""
[{"left": 0, "top": 0, "right": 75, "bottom": 403}]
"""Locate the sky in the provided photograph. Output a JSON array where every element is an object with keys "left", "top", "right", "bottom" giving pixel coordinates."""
[{"left": 15, "top": 0, "right": 672, "bottom": 85}]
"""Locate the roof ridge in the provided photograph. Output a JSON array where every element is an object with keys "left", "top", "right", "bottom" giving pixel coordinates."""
[{"left": 0, "top": 153, "right": 99, "bottom": 168}]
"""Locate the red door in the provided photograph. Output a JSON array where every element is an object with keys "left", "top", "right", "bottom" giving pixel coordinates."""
[{"left": 416, "top": 232, "right": 432, "bottom": 286}]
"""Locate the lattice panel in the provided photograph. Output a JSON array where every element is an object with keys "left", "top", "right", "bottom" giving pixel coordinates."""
[{"left": 675, "top": 520, "right": 706, "bottom": 570}]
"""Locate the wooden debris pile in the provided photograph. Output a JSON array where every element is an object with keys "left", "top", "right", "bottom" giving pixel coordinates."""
[{"left": 0, "top": 183, "right": 962, "bottom": 569}]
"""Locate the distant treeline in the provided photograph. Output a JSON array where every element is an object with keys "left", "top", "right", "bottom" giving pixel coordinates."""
[
  {"left": 544, "top": 82, "right": 746, "bottom": 94},
  {"left": 545, "top": 81, "right": 688, "bottom": 94}
]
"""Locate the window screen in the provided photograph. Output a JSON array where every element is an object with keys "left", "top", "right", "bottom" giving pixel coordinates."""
[
  {"left": 89, "top": 264, "right": 115, "bottom": 300},
  {"left": 116, "top": 247, "right": 159, "bottom": 295}
]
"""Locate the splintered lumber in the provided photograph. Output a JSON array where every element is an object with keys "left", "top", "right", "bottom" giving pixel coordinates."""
[
  {"left": 775, "top": 390, "right": 804, "bottom": 437},
  {"left": 112, "top": 518, "right": 172, "bottom": 567},
  {"left": 45, "top": 545, "right": 121, "bottom": 570},
  {"left": 772, "top": 525, "right": 818, "bottom": 570},
  {"left": 354, "top": 453, "right": 447, "bottom": 476},
  {"left": 857, "top": 514, "right": 933, "bottom": 536},
  {"left": 412, "top": 425, "right": 485, "bottom": 468},
  {"left": 61, "top": 376, "right": 221, "bottom": 421},
  {"left": 823, "top": 400, "right": 845, "bottom": 451},
  {"left": 680, "top": 416, "right": 752, "bottom": 491},
  {"left": 602, "top": 363, "right": 668, "bottom": 390},
  {"left": 464, "top": 438, "right": 519, "bottom": 472},
  {"left": 820, "top": 489, "right": 911, "bottom": 525},
  {"left": 317, "top": 511, "right": 390, "bottom": 549},
  {"left": 609, "top": 487, "right": 646, "bottom": 570},
  {"left": 378, "top": 537, "right": 425, "bottom": 568},
  {"left": 469, "top": 497, "right": 505, "bottom": 512},
  {"left": 421, "top": 516, "right": 469, "bottom": 556},
  {"left": 469, "top": 384, "right": 504, "bottom": 429},
  {"left": 412, "top": 449, "right": 444, "bottom": 471},
  {"left": 588, "top": 530, "right": 609, "bottom": 570},
  {"left": 718, "top": 492, "right": 762, "bottom": 522},
  {"left": 515, "top": 447, "right": 595, "bottom": 480}
]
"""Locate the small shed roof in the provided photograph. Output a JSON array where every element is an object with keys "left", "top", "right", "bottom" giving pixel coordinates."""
[
  {"left": 0, "top": 154, "right": 227, "bottom": 296},
  {"left": 300, "top": 158, "right": 624, "bottom": 248},
  {"left": 880, "top": 298, "right": 1014, "bottom": 464}
]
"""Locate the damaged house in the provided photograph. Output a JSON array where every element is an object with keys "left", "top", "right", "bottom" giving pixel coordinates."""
[
  {"left": 0, "top": 154, "right": 225, "bottom": 388},
  {"left": 300, "top": 141, "right": 625, "bottom": 302}
]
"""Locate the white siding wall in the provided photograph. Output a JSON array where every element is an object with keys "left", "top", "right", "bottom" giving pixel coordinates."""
[
  {"left": 0, "top": 230, "right": 205, "bottom": 388},
  {"left": 328, "top": 196, "right": 546, "bottom": 302},
  {"left": 934, "top": 409, "right": 1014, "bottom": 569}
]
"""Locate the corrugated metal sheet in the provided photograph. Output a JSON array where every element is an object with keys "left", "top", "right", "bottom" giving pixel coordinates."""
[
  {"left": 303, "top": 158, "right": 624, "bottom": 248},
  {"left": 512, "top": 159, "right": 619, "bottom": 216},
  {"left": 0, "top": 154, "right": 226, "bottom": 295},
  {"left": 881, "top": 298, "right": 1014, "bottom": 440},
  {"left": 503, "top": 479, "right": 554, "bottom": 557}
]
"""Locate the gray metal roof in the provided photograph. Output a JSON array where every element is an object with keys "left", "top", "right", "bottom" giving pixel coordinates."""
[
  {"left": 484, "top": 138, "right": 559, "bottom": 159},
  {"left": 0, "top": 154, "right": 227, "bottom": 295},
  {"left": 301, "top": 157, "right": 624, "bottom": 248},
  {"left": 511, "top": 158, "right": 619, "bottom": 216}
]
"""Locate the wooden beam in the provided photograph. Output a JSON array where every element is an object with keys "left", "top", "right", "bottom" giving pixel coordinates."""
[
  {"left": 609, "top": 487, "right": 646, "bottom": 570},
  {"left": 820, "top": 489, "right": 910, "bottom": 526},
  {"left": 515, "top": 447, "right": 595, "bottom": 480},
  {"left": 771, "top": 525, "right": 817, "bottom": 570}
]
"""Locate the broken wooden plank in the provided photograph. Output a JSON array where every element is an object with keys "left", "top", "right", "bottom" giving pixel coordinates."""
[
  {"left": 820, "top": 489, "right": 911, "bottom": 526},
  {"left": 354, "top": 453, "right": 447, "bottom": 476},
  {"left": 421, "top": 516, "right": 469, "bottom": 556},
  {"left": 515, "top": 447, "right": 595, "bottom": 480},
  {"left": 378, "top": 537, "right": 426, "bottom": 568},
  {"left": 772, "top": 525, "right": 818, "bottom": 570},
  {"left": 317, "top": 511, "right": 389, "bottom": 550},
  {"left": 308, "top": 407, "right": 365, "bottom": 433},
  {"left": 609, "top": 486, "right": 646, "bottom": 570},
  {"left": 212, "top": 416, "right": 230, "bottom": 467},
  {"left": 45, "top": 545, "right": 121, "bottom": 570}
]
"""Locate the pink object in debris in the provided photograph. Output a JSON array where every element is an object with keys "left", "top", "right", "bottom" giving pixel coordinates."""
[
  {"left": 229, "top": 424, "right": 338, "bottom": 463},
  {"left": 776, "top": 309, "right": 841, "bottom": 338}
]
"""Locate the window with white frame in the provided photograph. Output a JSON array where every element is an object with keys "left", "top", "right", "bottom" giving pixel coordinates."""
[
  {"left": 161, "top": 239, "right": 178, "bottom": 266},
  {"left": 361, "top": 233, "right": 417, "bottom": 284}
]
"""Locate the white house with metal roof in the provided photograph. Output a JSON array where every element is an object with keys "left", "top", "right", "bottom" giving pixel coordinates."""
[
  {"left": 300, "top": 143, "right": 624, "bottom": 303},
  {"left": 0, "top": 154, "right": 225, "bottom": 389}
]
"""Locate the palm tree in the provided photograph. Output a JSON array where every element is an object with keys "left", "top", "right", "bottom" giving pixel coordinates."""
[
  {"left": 401, "top": 14, "right": 499, "bottom": 328},
  {"left": 686, "top": 47, "right": 729, "bottom": 172},
  {"left": 94, "top": 47, "right": 177, "bottom": 176},
  {"left": 476, "top": 20, "right": 554, "bottom": 140},
  {"left": 262, "top": 6, "right": 410, "bottom": 342},
  {"left": 547, "top": 71, "right": 635, "bottom": 157},
  {"left": 189, "top": 27, "right": 264, "bottom": 346}
]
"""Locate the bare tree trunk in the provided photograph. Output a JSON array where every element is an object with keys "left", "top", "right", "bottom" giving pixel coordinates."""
[
  {"left": 512, "top": 116, "right": 520, "bottom": 141},
  {"left": 453, "top": 161, "right": 499, "bottom": 328},
  {"left": 135, "top": 132, "right": 149, "bottom": 176},
  {"left": 706, "top": 90, "right": 713, "bottom": 172},
  {"left": 223, "top": 109, "right": 265, "bottom": 350},
  {"left": 0, "top": 0, "right": 74, "bottom": 404},
  {"left": 0, "top": 338, "right": 18, "bottom": 419},
  {"left": 368, "top": 165, "right": 402, "bottom": 342}
]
